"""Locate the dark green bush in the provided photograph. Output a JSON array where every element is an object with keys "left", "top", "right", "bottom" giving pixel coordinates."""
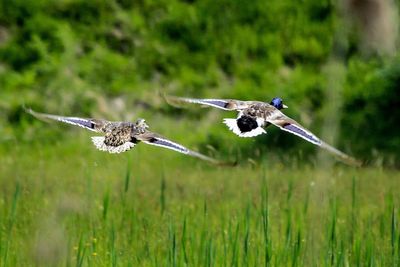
[{"left": 0, "top": 0, "right": 398, "bottom": 164}]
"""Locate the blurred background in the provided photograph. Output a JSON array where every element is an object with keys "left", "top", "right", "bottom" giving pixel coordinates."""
[
  {"left": 1, "top": 0, "right": 399, "bottom": 166},
  {"left": 1, "top": 1, "right": 400, "bottom": 266}
]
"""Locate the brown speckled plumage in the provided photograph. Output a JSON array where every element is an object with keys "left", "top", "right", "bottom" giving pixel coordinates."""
[
  {"left": 25, "top": 108, "right": 226, "bottom": 165},
  {"left": 241, "top": 102, "right": 276, "bottom": 120}
]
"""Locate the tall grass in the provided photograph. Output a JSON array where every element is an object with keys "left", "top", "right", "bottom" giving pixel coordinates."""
[{"left": 0, "top": 139, "right": 399, "bottom": 266}]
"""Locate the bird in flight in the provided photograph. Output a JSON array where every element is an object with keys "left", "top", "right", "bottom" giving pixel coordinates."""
[
  {"left": 25, "top": 108, "right": 226, "bottom": 165},
  {"left": 165, "top": 96, "right": 361, "bottom": 166}
]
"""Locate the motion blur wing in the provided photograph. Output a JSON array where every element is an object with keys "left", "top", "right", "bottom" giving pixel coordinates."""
[
  {"left": 165, "top": 95, "right": 244, "bottom": 111},
  {"left": 266, "top": 110, "right": 321, "bottom": 145},
  {"left": 137, "top": 132, "right": 232, "bottom": 165},
  {"left": 26, "top": 108, "right": 100, "bottom": 132},
  {"left": 267, "top": 110, "right": 361, "bottom": 166}
]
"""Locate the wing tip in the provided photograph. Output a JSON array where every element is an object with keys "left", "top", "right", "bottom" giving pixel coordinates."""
[
  {"left": 163, "top": 94, "right": 184, "bottom": 108},
  {"left": 164, "top": 95, "right": 201, "bottom": 109},
  {"left": 320, "top": 141, "right": 363, "bottom": 167},
  {"left": 22, "top": 104, "right": 32, "bottom": 114},
  {"left": 24, "top": 107, "right": 54, "bottom": 122},
  {"left": 165, "top": 95, "right": 236, "bottom": 110},
  {"left": 187, "top": 150, "right": 237, "bottom": 166},
  {"left": 24, "top": 106, "right": 39, "bottom": 117}
]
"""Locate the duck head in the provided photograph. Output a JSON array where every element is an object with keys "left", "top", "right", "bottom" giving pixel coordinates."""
[
  {"left": 135, "top": 118, "right": 149, "bottom": 131},
  {"left": 270, "top": 97, "right": 288, "bottom": 110}
]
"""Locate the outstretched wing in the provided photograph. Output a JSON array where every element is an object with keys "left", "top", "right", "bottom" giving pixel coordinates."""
[
  {"left": 319, "top": 141, "right": 362, "bottom": 166},
  {"left": 25, "top": 108, "right": 102, "bottom": 132},
  {"left": 165, "top": 95, "right": 246, "bottom": 111},
  {"left": 266, "top": 110, "right": 322, "bottom": 145},
  {"left": 266, "top": 110, "right": 361, "bottom": 166},
  {"left": 136, "top": 132, "right": 232, "bottom": 165}
]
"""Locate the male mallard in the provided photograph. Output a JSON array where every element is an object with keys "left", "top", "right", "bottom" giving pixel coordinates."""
[
  {"left": 166, "top": 96, "right": 361, "bottom": 166},
  {"left": 26, "top": 108, "right": 224, "bottom": 164}
]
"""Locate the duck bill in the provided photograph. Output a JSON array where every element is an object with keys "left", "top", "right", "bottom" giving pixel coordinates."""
[{"left": 282, "top": 104, "right": 288, "bottom": 109}]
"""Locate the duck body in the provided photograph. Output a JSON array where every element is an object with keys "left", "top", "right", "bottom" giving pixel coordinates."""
[
  {"left": 235, "top": 102, "right": 276, "bottom": 131},
  {"left": 90, "top": 120, "right": 147, "bottom": 148},
  {"left": 221, "top": 100, "right": 287, "bottom": 138}
]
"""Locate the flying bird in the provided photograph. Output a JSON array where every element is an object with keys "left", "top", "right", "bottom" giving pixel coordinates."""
[
  {"left": 165, "top": 96, "right": 361, "bottom": 166},
  {"left": 25, "top": 108, "right": 227, "bottom": 165}
]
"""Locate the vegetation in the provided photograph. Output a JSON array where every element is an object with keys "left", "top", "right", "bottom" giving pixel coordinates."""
[{"left": 1, "top": 141, "right": 400, "bottom": 266}]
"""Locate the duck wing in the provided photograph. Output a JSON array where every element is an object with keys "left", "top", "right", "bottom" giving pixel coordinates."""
[
  {"left": 266, "top": 110, "right": 361, "bottom": 166},
  {"left": 136, "top": 131, "right": 233, "bottom": 165},
  {"left": 25, "top": 107, "right": 105, "bottom": 132},
  {"left": 165, "top": 95, "right": 247, "bottom": 111}
]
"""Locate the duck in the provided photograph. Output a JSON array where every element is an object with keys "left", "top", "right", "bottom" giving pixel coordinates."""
[
  {"left": 165, "top": 96, "right": 361, "bottom": 166},
  {"left": 25, "top": 108, "right": 225, "bottom": 165}
]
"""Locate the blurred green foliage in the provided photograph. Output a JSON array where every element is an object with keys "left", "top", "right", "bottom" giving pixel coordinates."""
[{"left": 0, "top": 0, "right": 399, "bottom": 165}]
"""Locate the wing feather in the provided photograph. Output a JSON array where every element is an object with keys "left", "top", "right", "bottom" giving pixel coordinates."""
[
  {"left": 266, "top": 110, "right": 322, "bottom": 145},
  {"left": 26, "top": 108, "right": 100, "bottom": 132},
  {"left": 165, "top": 96, "right": 244, "bottom": 111},
  {"left": 136, "top": 132, "right": 230, "bottom": 165},
  {"left": 267, "top": 110, "right": 361, "bottom": 166}
]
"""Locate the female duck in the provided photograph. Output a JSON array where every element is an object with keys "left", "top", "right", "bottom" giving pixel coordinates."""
[{"left": 26, "top": 108, "right": 224, "bottom": 165}]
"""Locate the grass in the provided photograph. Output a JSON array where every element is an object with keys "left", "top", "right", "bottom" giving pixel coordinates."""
[{"left": 0, "top": 136, "right": 400, "bottom": 266}]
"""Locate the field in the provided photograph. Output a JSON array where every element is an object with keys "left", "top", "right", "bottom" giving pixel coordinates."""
[{"left": 1, "top": 132, "right": 399, "bottom": 266}]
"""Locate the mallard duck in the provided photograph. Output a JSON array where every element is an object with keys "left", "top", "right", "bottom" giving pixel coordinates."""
[
  {"left": 166, "top": 96, "right": 361, "bottom": 166},
  {"left": 26, "top": 108, "right": 225, "bottom": 165}
]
